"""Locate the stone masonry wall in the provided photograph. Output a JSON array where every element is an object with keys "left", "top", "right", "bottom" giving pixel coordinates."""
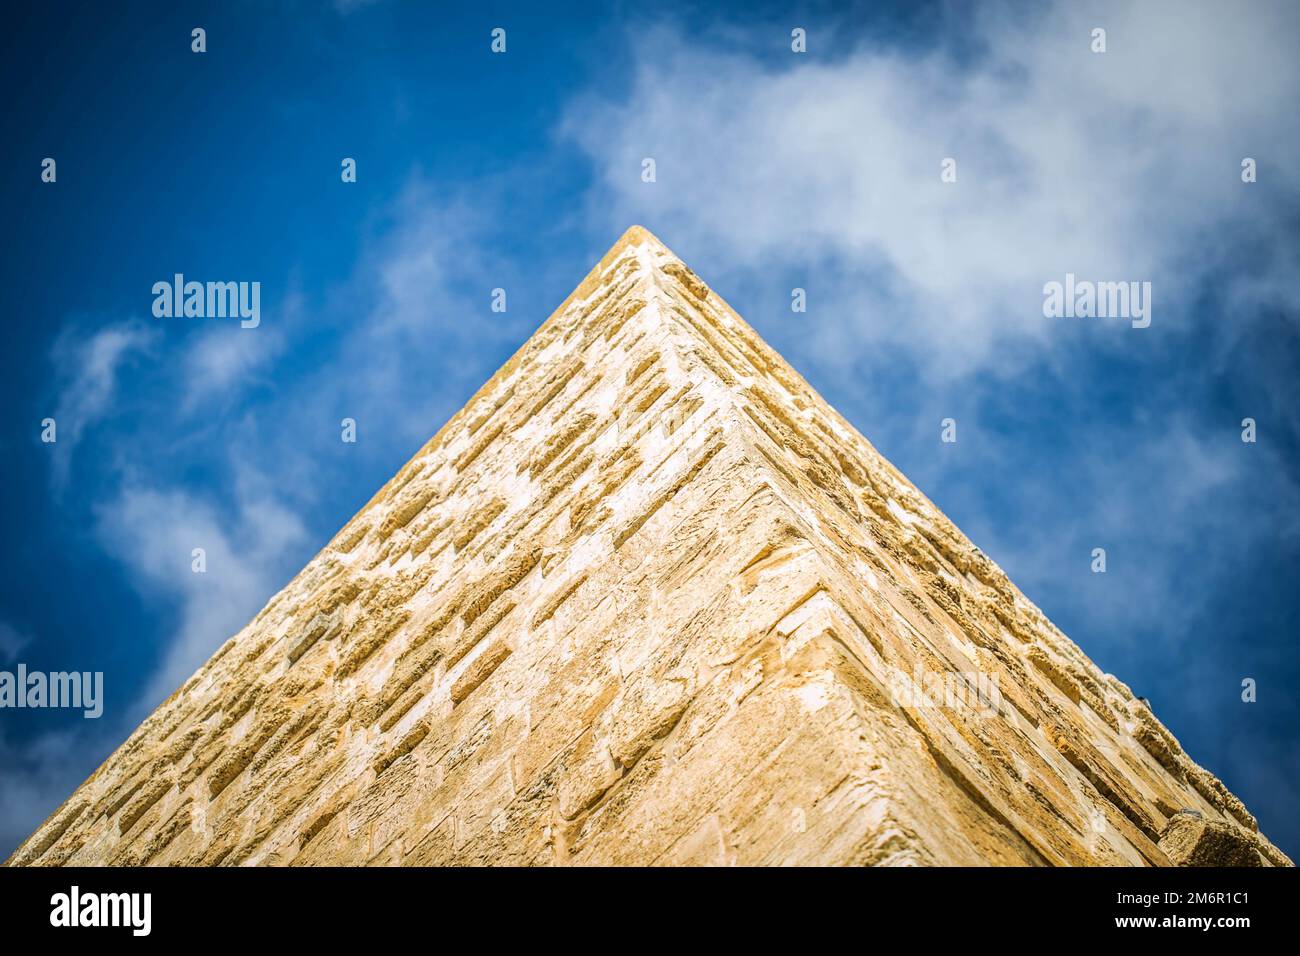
[{"left": 7, "top": 227, "right": 1289, "bottom": 867}]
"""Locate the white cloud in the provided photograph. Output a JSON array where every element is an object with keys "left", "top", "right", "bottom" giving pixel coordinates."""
[
  {"left": 563, "top": 0, "right": 1300, "bottom": 379},
  {"left": 181, "top": 321, "right": 285, "bottom": 412},
  {"left": 93, "top": 475, "right": 308, "bottom": 715},
  {"left": 317, "top": 181, "right": 530, "bottom": 451},
  {"left": 49, "top": 321, "right": 157, "bottom": 490}
]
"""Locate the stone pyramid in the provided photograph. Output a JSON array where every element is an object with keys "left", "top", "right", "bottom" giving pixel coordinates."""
[{"left": 9, "top": 227, "right": 1288, "bottom": 867}]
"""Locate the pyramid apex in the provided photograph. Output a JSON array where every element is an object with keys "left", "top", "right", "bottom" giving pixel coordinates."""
[
  {"left": 612, "top": 224, "right": 673, "bottom": 255},
  {"left": 619, "top": 223, "right": 653, "bottom": 242}
]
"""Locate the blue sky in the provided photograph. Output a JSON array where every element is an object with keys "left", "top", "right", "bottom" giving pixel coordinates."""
[{"left": 2, "top": 0, "right": 1298, "bottom": 860}]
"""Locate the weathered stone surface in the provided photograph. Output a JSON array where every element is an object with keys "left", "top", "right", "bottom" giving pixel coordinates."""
[
  {"left": 7, "top": 226, "right": 1288, "bottom": 867},
  {"left": 1157, "top": 810, "right": 1272, "bottom": 866}
]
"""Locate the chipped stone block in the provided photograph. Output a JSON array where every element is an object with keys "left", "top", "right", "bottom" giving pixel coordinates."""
[{"left": 1158, "top": 811, "right": 1264, "bottom": 867}]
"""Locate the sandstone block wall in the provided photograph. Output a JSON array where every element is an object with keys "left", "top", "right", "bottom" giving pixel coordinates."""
[{"left": 8, "top": 227, "right": 1288, "bottom": 867}]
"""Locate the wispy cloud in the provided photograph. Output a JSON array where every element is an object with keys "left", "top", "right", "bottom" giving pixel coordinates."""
[
  {"left": 66, "top": 184, "right": 516, "bottom": 716},
  {"left": 0, "top": 722, "right": 109, "bottom": 861},
  {"left": 563, "top": 0, "right": 1300, "bottom": 379},
  {"left": 181, "top": 322, "right": 285, "bottom": 412},
  {"left": 305, "top": 179, "right": 532, "bottom": 452},
  {"left": 48, "top": 321, "right": 157, "bottom": 491},
  {"left": 93, "top": 473, "right": 308, "bottom": 715},
  {"left": 955, "top": 418, "right": 1289, "bottom": 635}
]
